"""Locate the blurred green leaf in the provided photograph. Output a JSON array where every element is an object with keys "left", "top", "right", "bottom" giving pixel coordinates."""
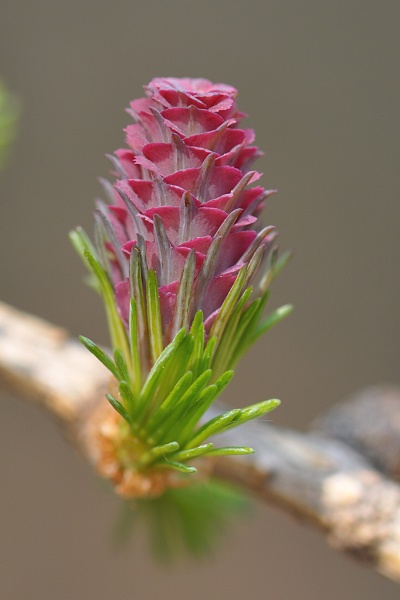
[{"left": 0, "top": 80, "right": 20, "bottom": 170}]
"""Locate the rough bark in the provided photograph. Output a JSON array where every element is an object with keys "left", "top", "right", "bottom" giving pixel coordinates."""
[{"left": 1, "top": 300, "right": 400, "bottom": 583}]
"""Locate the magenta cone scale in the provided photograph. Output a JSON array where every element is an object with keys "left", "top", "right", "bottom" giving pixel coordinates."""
[{"left": 71, "top": 77, "right": 290, "bottom": 496}]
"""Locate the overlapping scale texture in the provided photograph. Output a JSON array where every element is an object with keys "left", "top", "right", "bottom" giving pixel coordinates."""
[{"left": 98, "top": 77, "right": 277, "bottom": 345}]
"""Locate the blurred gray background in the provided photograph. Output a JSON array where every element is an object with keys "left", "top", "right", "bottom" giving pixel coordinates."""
[{"left": 1, "top": 1, "right": 399, "bottom": 598}]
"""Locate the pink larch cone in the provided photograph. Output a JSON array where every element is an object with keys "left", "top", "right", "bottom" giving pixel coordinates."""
[{"left": 97, "top": 77, "right": 277, "bottom": 349}]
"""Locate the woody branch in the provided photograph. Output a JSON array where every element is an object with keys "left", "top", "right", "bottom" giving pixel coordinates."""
[{"left": 1, "top": 300, "right": 400, "bottom": 583}]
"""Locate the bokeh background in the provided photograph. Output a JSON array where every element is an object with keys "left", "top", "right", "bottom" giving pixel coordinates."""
[{"left": 1, "top": 1, "right": 399, "bottom": 598}]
